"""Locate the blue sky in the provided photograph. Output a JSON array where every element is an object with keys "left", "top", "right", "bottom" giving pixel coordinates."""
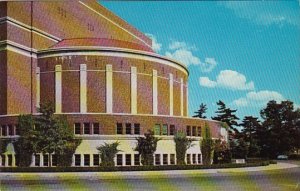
[{"left": 101, "top": 1, "right": 300, "bottom": 120}]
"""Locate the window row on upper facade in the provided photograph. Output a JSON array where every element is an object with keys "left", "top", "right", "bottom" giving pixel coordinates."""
[{"left": 0, "top": 125, "right": 19, "bottom": 137}]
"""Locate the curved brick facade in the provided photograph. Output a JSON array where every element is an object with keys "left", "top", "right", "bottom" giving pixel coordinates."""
[{"left": 0, "top": 0, "right": 227, "bottom": 167}]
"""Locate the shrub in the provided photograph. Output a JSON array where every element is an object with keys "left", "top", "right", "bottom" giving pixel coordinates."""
[
  {"left": 174, "top": 132, "right": 193, "bottom": 165},
  {"left": 97, "top": 141, "right": 120, "bottom": 167}
]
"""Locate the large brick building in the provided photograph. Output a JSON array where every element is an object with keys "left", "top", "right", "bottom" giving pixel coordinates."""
[{"left": 0, "top": 0, "right": 227, "bottom": 167}]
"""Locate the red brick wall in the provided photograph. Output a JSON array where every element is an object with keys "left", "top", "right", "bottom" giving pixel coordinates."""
[{"left": 0, "top": 51, "right": 7, "bottom": 115}]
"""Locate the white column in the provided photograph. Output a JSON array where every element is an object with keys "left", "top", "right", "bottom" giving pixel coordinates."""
[
  {"left": 152, "top": 70, "right": 158, "bottom": 115},
  {"left": 131, "top": 67, "right": 137, "bottom": 114},
  {"left": 36, "top": 67, "right": 40, "bottom": 109},
  {"left": 55, "top": 65, "right": 62, "bottom": 114},
  {"left": 160, "top": 154, "right": 163, "bottom": 166},
  {"left": 186, "top": 84, "right": 189, "bottom": 116},
  {"left": 4, "top": 154, "right": 8, "bottom": 166},
  {"left": 80, "top": 154, "right": 84, "bottom": 167},
  {"left": 180, "top": 78, "right": 184, "bottom": 116},
  {"left": 80, "top": 64, "right": 87, "bottom": 113},
  {"left": 39, "top": 154, "right": 43, "bottom": 167},
  {"left": 12, "top": 154, "right": 16, "bottom": 167},
  {"left": 71, "top": 155, "right": 75, "bottom": 166},
  {"left": 106, "top": 65, "right": 113, "bottom": 114},
  {"left": 31, "top": 154, "right": 35, "bottom": 167},
  {"left": 169, "top": 74, "right": 173, "bottom": 116},
  {"left": 90, "top": 154, "right": 93, "bottom": 167}
]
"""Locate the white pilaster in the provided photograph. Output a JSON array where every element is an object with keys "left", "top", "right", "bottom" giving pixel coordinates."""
[
  {"left": 4, "top": 154, "right": 8, "bottom": 166},
  {"left": 169, "top": 74, "right": 173, "bottom": 116},
  {"left": 55, "top": 65, "right": 62, "bottom": 114},
  {"left": 90, "top": 154, "right": 93, "bottom": 167},
  {"left": 186, "top": 84, "right": 189, "bottom": 116},
  {"left": 80, "top": 154, "right": 84, "bottom": 167},
  {"left": 12, "top": 155, "right": 16, "bottom": 167},
  {"left": 106, "top": 65, "right": 113, "bottom": 114},
  {"left": 80, "top": 64, "right": 87, "bottom": 113},
  {"left": 40, "top": 154, "right": 43, "bottom": 167},
  {"left": 36, "top": 67, "right": 40, "bottom": 109},
  {"left": 180, "top": 78, "right": 184, "bottom": 116},
  {"left": 152, "top": 70, "right": 158, "bottom": 115},
  {"left": 131, "top": 67, "right": 137, "bottom": 114}
]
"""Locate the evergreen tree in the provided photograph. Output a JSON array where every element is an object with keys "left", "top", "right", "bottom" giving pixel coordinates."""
[
  {"left": 201, "top": 123, "right": 214, "bottom": 165},
  {"left": 193, "top": 103, "right": 207, "bottom": 119},
  {"left": 174, "top": 132, "right": 193, "bottom": 165},
  {"left": 212, "top": 100, "right": 239, "bottom": 140},
  {"left": 240, "top": 116, "right": 261, "bottom": 157}
]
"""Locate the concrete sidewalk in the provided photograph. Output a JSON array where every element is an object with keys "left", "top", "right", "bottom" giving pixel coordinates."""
[{"left": 0, "top": 161, "right": 299, "bottom": 180}]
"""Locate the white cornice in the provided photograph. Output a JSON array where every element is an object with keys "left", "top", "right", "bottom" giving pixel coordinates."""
[{"left": 0, "top": 40, "right": 37, "bottom": 58}]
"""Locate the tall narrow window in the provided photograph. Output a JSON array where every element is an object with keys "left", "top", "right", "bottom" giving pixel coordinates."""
[
  {"left": 197, "top": 126, "right": 201, "bottom": 137},
  {"left": 155, "top": 154, "right": 160, "bottom": 165},
  {"left": 162, "top": 124, "right": 168, "bottom": 135},
  {"left": 93, "top": 123, "right": 100, "bottom": 135},
  {"left": 8, "top": 125, "right": 13, "bottom": 136},
  {"left": 1, "top": 154, "right": 5, "bottom": 166},
  {"left": 75, "top": 154, "right": 81, "bottom": 166},
  {"left": 192, "top": 126, "right": 196, "bottom": 136},
  {"left": 7, "top": 155, "right": 12, "bottom": 166},
  {"left": 43, "top": 154, "right": 49, "bottom": 167},
  {"left": 125, "top": 154, "right": 131, "bottom": 166},
  {"left": 84, "top": 154, "right": 90, "bottom": 166},
  {"left": 93, "top": 154, "right": 100, "bottom": 166},
  {"left": 163, "top": 154, "right": 168, "bottom": 165},
  {"left": 192, "top": 154, "right": 196, "bottom": 164},
  {"left": 116, "top": 123, "right": 123, "bottom": 134},
  {"left": 84, "top": 123, "right": 90, "bottom": 134},
  {"left": 1, "top": 125, "right": 6, "bottom": 136},
  {"left": 134, "top": 123, "right": 140, "bottom": 135},
  {"left": 186, "top": 126, "right": 191, "bottom": 136},
  {"left": 125, "top": 123, "right": 131, "bottom": 135},
  {"left": 74, "top": 123, "right": 81, "bottom": 135},
  {"left": 186, "top": 154, "right": 191, "bottom": 165},
  {"left": 35, "top": 154, "right": 40, "bottom": 166},
  {"left": 117, "top": 154, "right": 123, "bottom": 166},
  {"left": 198, "top": 154, "right": 202, "bottom": 164},
  {"left": 169, "top": 125, "right": 175, "bottom": 135},
  {"left": 154, "top": 124, "right": 160, "bottom": 135}
]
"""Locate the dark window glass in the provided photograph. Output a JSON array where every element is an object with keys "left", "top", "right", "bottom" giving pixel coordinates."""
[
  {"left": 187, "top": 154, "right": 191, "bottom": 165},
  {"left": 192, "top": 154, "right": 196, "bottom": 164},
  {"left": 192, "top": 126, "right": 196, "bottom": 136},
  {"left": 134, "top": 154, "right": 140, "bottom": 166},
  {"left": 7, "top": 155, "right": 12, "bottom": 166},
  {"left": 1, "top": 125, "right": 7, "bottom": 136},
  {"left": 163, "top": 154, "right": 168, "bottom": 165},
  {"left": 117, "top": 123, "right": 123, "bottom": 134},
  {"left": 75, "top": 154, "right": 81, "bottom": 166},
  {"left": 197, "top": 127, "right": 201, "bottom": 137},
  {"left": 35, "top": 154, "right": 40, "bottom": 166},
  {"left": 186, "top": 126, "right": 191, "bottom": 136},
  {"left": 93, "top": 154, "right": 99, "bottom": 166},
  {"left": 84, "top": 123, "right": 90, "bottom": 134},
  {"left": 170, "top": 154, "right": 175, "bottom": 165},
  {"left": 154, "top": 124, "right": 160, "bottom": 135},
  {"left": 52, "top": 155, "right": 57, "bottom": 166},
  {"left": 134, "top": 124, "right": 140, "bottom": 135},
  {"left": 84, "top": 154, "right": 90, "bottom": 166},
  {"left": 117, "top": 154, "right": 123, "bottom": 166},
  {"left": 169, "top": 125, "right": 175, "bottom": 135},
  {"left": 125, "top": 123, "right": 131, "bottom": 135},
  {"left": 155, "top": 154, "right": 160, "bottom": 165},
  {"left": 93, "top": 123, "right": 100, "bottom": 134},
  {"left": 74, "top": 123, "right": 81, "bottom": 135},
  {"left": 43, "top": 154, "right": 49, "bottom": 167},
  {"left": 162, "top": 124, "right": 168, "bottom": 135},
  {"left": 8, "top": 125, "right": 13, "bottom": 136},
  {"left": 125, "top": 154, "right": 131, "bottom": 166},
  {"left": 198, "top": 154, "right": 202, "bottom": 164},
  {"left": 1, "top": 154, "right": 5, "bottom": 166}
]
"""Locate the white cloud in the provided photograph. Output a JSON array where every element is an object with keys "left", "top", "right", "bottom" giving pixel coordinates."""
[
  {"left": 233, "top": 90, "right": 285, "bottom": 107},
  {"left": 145, "top": 33, "right": 162, "bottom": 52},
  {"left": 222, "top": 2, "right": 300, "bottom": 27},
  {"left": 165, "top": 40, "right": 217, "bottom": 72},
  {"left": 199, "top": 77, "right": 217, "bottom": 88},
  {"left": 199, "top": 70, "right": 254, "bottom": 91}
]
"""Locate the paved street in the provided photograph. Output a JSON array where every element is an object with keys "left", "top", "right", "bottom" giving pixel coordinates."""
[{"left": 1, "top": 161, "right": 299, "bottom": 191}]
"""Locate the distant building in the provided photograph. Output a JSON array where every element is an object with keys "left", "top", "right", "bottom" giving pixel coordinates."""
[{"left": 0, "top": 0, "right": 227, "bottom": 167}]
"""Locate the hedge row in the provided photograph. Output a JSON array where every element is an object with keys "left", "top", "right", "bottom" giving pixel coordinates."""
[{"left": 0, "top": 161, "right": 274, "bottom": 173}]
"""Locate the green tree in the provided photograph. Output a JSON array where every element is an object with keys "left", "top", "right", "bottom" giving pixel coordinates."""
[
  {"left": 34, "top": 102, "right": 81, "bottom": 166},
  {"left": 240, "top": 116, "right": 261, "bottom": 157},
  {"left": 201, "top": 123, "right": 214, "bottom": 165},
  {"left": 212, "top": 100, "right": 239, "bottom": 141},
  {"left": 259, "top": 100, "right": 297, "bottom": 158},
  {"left": 174, "top": 132, "right": 193, "bottom": 165},
  {"left": 135, "top": 130, "right": 160, "bottom": 166},
  {"left": 97, "top": 141, "right": 121, "bottom": 167},
  {"left": 193, "top": 103, "right": 207, "bottom": 119},
  {"left": 14, "top": 115, "right": 37, "bottom": 167},
  {"left": 213, "top": 139, "right": 231, "bottom": 164}
]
